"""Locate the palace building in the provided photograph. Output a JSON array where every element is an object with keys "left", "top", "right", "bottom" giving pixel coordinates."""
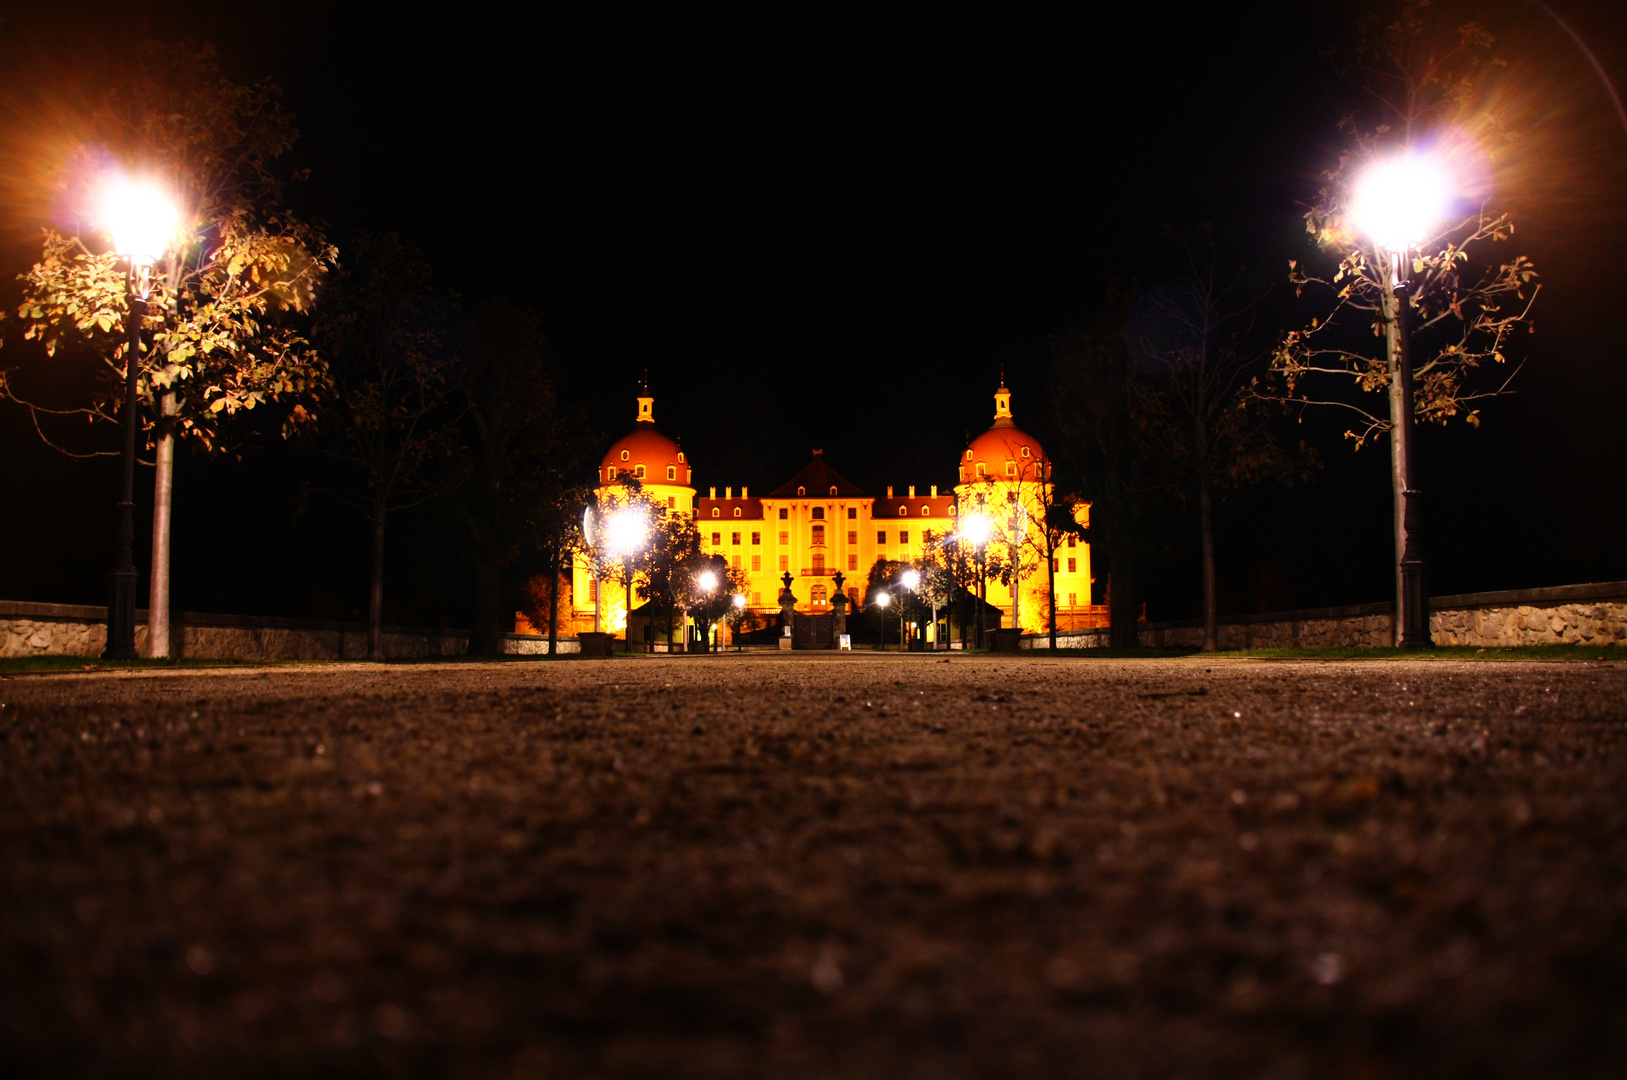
[{"left": 566, "top": 382, "right": 1099, "bottom": 642}]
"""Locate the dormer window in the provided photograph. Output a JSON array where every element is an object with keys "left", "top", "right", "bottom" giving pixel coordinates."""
[
  {"left": 921, "top": 506, "right": 930, "bottom": 516},
  {"left": 666, "top": 465, "right": 676, "bottom": 480},
  {"left": 965, "top": 450, "right": 973, "bottom": 461},
  {"left": 621, "top": 450, "right": 630, "bottom": 461},
  {"left": 898, "top": 506, "right": 907, "bottom": 517},
  {"left": 977, "top": 463, "right": 987, "bottom": 477},
  {"left": 1006, "top": 461, "right": 1016, "bottom": 477},
  {"left": 1021, "top": 446, "right": 1031, "bottom": 458},
  {"left": 829, "top": 486, "right": 838, "bottom": 496},
  {"left": 677, "top": 452, "right": 685, "bottom": 463},
  {"left": 797, "top": 486, "right": 806, "bottom": 496},
  {"left": 733, "top": 507, "right": 742, "bottom": 518},
  {"left": 712, "top": 508, "right": 720, "bottom": 518},
  {"left": 634, "top": 465, "right": 646, "bottom": 479}
]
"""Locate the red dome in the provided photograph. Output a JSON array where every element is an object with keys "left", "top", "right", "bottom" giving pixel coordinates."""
[
  {"left": 601, "top": 426, "right": 691, "bottom": 486},
  {"left": 959, "top": 424, "right": 1047, "bottom": 483},
  {"left": 599, "top": 393, "right": 694, "bottom": 486}
]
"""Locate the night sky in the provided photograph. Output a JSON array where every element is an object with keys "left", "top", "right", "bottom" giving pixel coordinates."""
[{"left": 2, "top": 1, "right": 1624, "bottom": 626}]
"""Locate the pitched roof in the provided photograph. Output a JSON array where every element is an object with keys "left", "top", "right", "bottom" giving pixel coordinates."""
[{"left": 765, "top": 453, "right": 869, "bottom": 498}]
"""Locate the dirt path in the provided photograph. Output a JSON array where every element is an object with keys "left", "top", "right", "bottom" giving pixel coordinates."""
[{"left": 2, "top": 654, "right": 1624, "bottom": 1077}]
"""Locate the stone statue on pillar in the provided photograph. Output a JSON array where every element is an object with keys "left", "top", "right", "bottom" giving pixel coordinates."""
[
  {"left": 830, "top": 570, "right": 848, "bottom": 639},
  {"left": 778, "top": 570, "right": 797, "bottom": 649}
]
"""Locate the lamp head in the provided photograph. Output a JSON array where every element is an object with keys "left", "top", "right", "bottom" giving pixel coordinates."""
[
  {"left": 100, "top": 176, "right": 179, "bottom": 267},
  {"left": 605, "top": 507, "right": 647, "bottom": 556},
  {"left": 875, "top": 592, "right": 891, "bottom": 608},
  {"left": 960, "top": 513, "right": 992, "bottom": 547},
  {"left": 697, "top": 569, "right": 718, "bottom": 593},
  {"left": 1348, "top": 151, "right": 1452, "bottom": 253},
  {"left": 731, "top": 593, "right": 746, "bottom": 609},
  {"left": 901, "top": 568, "right": 921, "bottom": 590}
]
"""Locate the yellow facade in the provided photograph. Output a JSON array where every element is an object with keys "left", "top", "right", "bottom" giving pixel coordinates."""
[{"left": 566, "top": 384, "right": 1099, "bottom": 639}]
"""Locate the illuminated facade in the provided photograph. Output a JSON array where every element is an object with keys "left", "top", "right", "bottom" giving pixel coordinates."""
[{"left": 567, "top": 382, "right": 1096, "bottom": 639}]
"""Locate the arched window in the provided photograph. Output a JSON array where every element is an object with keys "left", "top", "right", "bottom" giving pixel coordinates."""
[
  {"left": 829, "top": 486, "right": 838, "bottom": 496},
  {"left": 921, "top": 506, "right": 930, "bottom": 516},
  {"left": 711, "top": 507, "right": 720, "bottom": 518},
  {"left": 797, "top": 486, "right": 806, "bottom": 496},
  {"left": 733, "top": 507, "right": 742, "bottom": 518},
  {"left": 898, "top": 506, "right": 907, "bottom": 517}
]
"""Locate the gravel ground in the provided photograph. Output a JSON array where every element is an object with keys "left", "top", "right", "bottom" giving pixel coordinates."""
[{"left": 1, "top": 653, "right": 1624, "bottom": 1078}]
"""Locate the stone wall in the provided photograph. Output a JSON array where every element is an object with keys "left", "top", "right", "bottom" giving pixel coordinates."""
[
  {"left": 1020, "top": 581, "right": 1627, "bottom": 650},
  {"left": 0, "top": 601, "right": 592, "bottom": 661}
]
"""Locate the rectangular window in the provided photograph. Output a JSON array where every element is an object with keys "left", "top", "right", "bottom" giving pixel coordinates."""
[
  {"left": 847, "top": 531, "right": 858, "bottom": 545},
  {"left": 876, "top": 531, "right": 886, "bottom": 545},
  {"left": 1067, "top": 557, "right": 1077, "bottom": 573},
  {"left": 752, "top": 591, "right": 762, "bottom": 605},
  {"left": 666, "top": 465, "right": 676, "bottom": 480},
  {"left": 811, "top": 524, "right": 825, "bottom": 545},
  {"left": 1067, "top": 534, "right": 1077, "bottom": 548},
  {"left": 751, "top": 531, "right": 761, "bottom": 545},
  {"left": 779, "top": 554, "right": 789, "bottom": 571},
  {"left": 751, "top": 555, "right": 762, "bottom": 571},
  {"left": 900, "top": 531, "right": 909, "bottom": 544},
  {"left": 712, "top": 532, "right": 721, "bottom": 546},
  {"left": 848, "top": 554, "right": 858, "bottom": 571},
  {"left": 732, "top": 556, "right": 741, "bottom": 570},
  {"left": 732, "top": 532, "right": 741, "bottom": 546},
  {"left": 778, "top": 508, "right": 789, "bottom": 520},
  {"left": 667, "top": 496, "right": 675, "bottom": 509},
  {"left": 634, "top": 464, "right": 646, "bottom": 478},
  {"left": 588, "top": 579, "right": 597, "bottom": 602},
  {"left": 1068, "top": 592, "right": 1077, "bottom": 607},
  {"left": 847, "top": 507, "right": 857, "bottom": 519},
  {"left": 1052, "top": 557, "right": 1060, "bottom": 572},
  {"left": 811, "top": 584, "right": 827, "bottom": 604},
  {"left": 779, "top": 531, "right": 789, "bottom": 545}
]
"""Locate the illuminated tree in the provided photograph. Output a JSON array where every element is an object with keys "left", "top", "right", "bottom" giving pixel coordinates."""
[
  {"left": 1269, "top": 2, "right": 1538, "bottom": 635},
  {"left": 0, "top": 42, "right": 335, "bottom": 656}
]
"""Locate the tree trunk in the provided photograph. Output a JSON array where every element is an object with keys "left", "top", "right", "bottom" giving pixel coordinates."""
[
  {"left": 1108, "top": 543, "right": 1140, "bottom": 649},
  {"left": 546, "top": 543, "right": 561, "bottom": 657},
  {"left": 147, "top": 392, "right": 177, "bottom": 658},
  {"left": 1200, "top": 479, "right": 1217, "bottom": 652},
  {"left": 468, "top": 555, "right": 503, "bottom": 656},
  {"left": 369, "top": 505, "right": 387, "bottom": 662}
]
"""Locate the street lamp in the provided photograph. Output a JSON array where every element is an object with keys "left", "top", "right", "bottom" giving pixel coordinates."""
[
  {"left": 731, "top": 592, "right": 746, "bottom": 651},
  {"left": 1348, "top": 151, "right": 1451, "bottom": 648},
  {"left": 959, "top": 507, "right": 993, "bottom": 651},
  {"left": 98, "top": 175, "right": 179, "bottom": 660},
  {"left": 605, "top": 506, "right": 649, "bottom": 653},
  {"left": 696, "top": 568, "right": 718, "bottom": 652}
]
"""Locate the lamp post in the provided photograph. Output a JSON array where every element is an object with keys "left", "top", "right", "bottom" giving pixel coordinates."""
[
  {"left": 959, "top": 505, "right": 993, "bottom": 651},
  {"left": 873, "top": 590, "right": 891, "bottom": 651},
  {"left": 731, "top": 592, "right": 746, "bottom": 651},
  {"left": 696, "top": 568, "right": 718, "bottom": 653},
  {"left": 605, "top": 506, "right": 649, "bottom": 653},
  {"left": 99, "top": 177, "right": 178, "bottom": 660},
  {"left": 1349, "top": 152, "right": 1450, "bottom": 649},
  {"left": 899, "top": 567, "right": 920, "bottom": 651}
]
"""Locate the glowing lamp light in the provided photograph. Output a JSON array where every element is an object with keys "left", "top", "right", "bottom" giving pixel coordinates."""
[
  {"left": 875, "top": 592, "right": 891, "bottom": 608},
  {"left": 731, "top": 593, "right": 746, "bottom": 609},
  {"left": 697, "top": 569, "right": 718, "bottom": 593},
  {"left": 605, "top": 508, "right": 648, "bottom": 557},
  {"left": 99, "top": 176, "right": 179, "bottom": 266},
  {"left": 901, "top": 568, "right": 921, "bottom": 591},
  {"left": 1348, "top": 152, "right": 1453, "bottom": 252},
  {"left": 960, "top": 514, "right": 992, "bottom": 547}
]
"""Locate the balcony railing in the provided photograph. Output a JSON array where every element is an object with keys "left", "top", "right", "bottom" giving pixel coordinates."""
[{"left": 799, "top": 567, "right": 837, "bottom": 577}]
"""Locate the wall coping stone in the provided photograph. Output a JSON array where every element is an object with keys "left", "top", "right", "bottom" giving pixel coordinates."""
[{"left": 0, "top": 600, "right": 465, "bottom": 639}]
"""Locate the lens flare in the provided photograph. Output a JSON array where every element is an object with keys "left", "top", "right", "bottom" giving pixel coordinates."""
[
  {"left": 901, "top": 568, "right": 921, "bottom": 590},
  {"left": 697, "top": 569, "right": 718, "bottom": 592},
  {"left": 605, "top": 508, "right": 648, "bottom": 557},
  {"left": 1348, "top": 152, "right": 1454, "bottom": 251}
]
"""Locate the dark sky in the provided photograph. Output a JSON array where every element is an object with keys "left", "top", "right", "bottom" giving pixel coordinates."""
[{"left": 2, "top": 1, "right": 1624, "bottom": 623}]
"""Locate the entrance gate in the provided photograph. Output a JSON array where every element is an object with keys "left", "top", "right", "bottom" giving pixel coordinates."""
[{"left": 792, "top": 613, "right": 835, "bottom": 650}]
